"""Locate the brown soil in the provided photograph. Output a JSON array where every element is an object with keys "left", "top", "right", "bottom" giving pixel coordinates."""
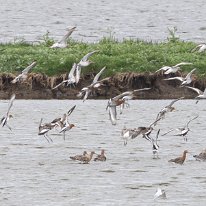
[{"left": 0, "top": 72, "right": 205, "bottom": 99}]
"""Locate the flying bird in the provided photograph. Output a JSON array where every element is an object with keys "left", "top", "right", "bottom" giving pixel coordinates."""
[
  {"left": 183, "top": 86, "right": 206, "bottom": 104},
  {"left": 191, "top": 43, "right": 206, "bottom": 53},
  {"left": 143, "top": 129, "right": 160, "bottom": 159},
  {"left": 75, "top": 50, "right": 99, "bottom": 84},
  {"left": 52, "top": 63, "right": 77, "bottom": 89},
  {"left": 50, "top": 27, "right": 76, "bottom": 48},
  {"left": 59, "top": 115, "right": 75, "bottom": 140},
  {"left": 77, "top": 66, "right": 108, "bottom": 102},
  {"left": 1, "top": 94, "right": 15, "bottom": 130},
  {"left": 11, "top": 61, "right": 37, "bottom": 83},
  {"left": 38, "top": 118, "right": 54, "bottom": 143},
  {"left": 164, "top": 68, "right": 196, "bottom": 86},
  {"left": 155, "top": 62, "right": 192, "bottom": 74},
  {"left": 155, "top": 97, "right": 184, "bottom": 123},
  {"left": 163, "top": 115, "right": 198, "bottom": 141}
]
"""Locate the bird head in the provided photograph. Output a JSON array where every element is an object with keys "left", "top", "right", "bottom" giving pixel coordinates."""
[{"left": 9, "top": 114, "right": 13, "bottom": 118}]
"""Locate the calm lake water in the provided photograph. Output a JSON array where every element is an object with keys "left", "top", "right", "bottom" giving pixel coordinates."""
[
  {"left": 0, "top": 99, "right": 206, "bottom": 205},
  {"left": 0, "top": 0, "right": 206, "bottom": 43}
]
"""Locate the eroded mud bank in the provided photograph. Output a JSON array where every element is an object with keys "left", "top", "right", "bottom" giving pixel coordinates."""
[{"left": 0, "top": 72, "right": 205, "bottom": 99}]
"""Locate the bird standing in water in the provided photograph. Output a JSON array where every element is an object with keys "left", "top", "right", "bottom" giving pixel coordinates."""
[{"left": 168, "top": 150, "right": 188, "bottom": 165}]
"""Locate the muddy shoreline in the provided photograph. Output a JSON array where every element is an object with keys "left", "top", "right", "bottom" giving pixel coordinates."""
[{"left": 0, "top": 72, "right": 205, "bottom": 99}]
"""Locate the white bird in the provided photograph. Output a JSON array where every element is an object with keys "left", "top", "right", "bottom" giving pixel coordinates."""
[
  {"left": 164, "top": 68, "right": 196, "bottom": 86},
  {"left": 11, "top": 61, "right": 37, "bottom": 83},
  {"left": 75, "top": 50, "right": 99, "bottom": 84},
  {"left": 192, "top": 43, "right": 206, "bottom": 53},
  {"left": 77, "top": 50, "right": 99, "bottom": 67},
  {"left": 154, "top": 188, "right": 166, "bottom": 200},
  {"left": 1, "top": 94, "right": 15, "bottom": 130},
  {"left": 155, "top": 62, "right": 192, "bottom": 74},
  {"left": 184, "top": 86, "right": 206, "bottom": 103},
  {"left": 121, "top": 127, "right": 140, "bottom": 145},
  {"left": 77, "top": 66, "right": 107, "bottom": 102},
  {"left": 50, "top": 27, "right": 76, "bottom": 48},
  {"left": 52, "top": 63, "right": 77, "bottom": 89},
  {"left": 163, "top": 115, "right": 198, "bottom": 141},
  {"left": 164, "top": 62, "right": 192, "bottom": 75}
]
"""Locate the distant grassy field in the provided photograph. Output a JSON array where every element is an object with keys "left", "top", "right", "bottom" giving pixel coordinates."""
[{"left": 0, "top": 32, "right": 205, "bottom": 77}]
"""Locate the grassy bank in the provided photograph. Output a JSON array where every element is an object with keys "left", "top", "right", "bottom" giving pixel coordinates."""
[{"left": 0, "top": 34, "right": 205, "bottom": 77}]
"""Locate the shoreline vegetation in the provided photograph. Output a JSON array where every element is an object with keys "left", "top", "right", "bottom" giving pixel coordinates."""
[{"left": 0, "top": 30, "right": 206, "bottom": 99}]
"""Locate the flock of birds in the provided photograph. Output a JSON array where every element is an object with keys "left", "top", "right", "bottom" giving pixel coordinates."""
[{"left": 1, "top": 26, "right": 206, "bottom": 200}]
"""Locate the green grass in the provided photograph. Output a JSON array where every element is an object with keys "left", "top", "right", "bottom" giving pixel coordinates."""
[{"left": 0, "top": 35, "right": 205, "bottom": 77}]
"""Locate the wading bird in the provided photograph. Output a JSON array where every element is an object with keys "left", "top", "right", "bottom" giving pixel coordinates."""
[
  {"left": 94, "top": 149, "right": 106, "bottom": 161},
  {"left": 168, "top": 150, "right": 188, "bottom": 165},
  {"left": 193, "top": 149, "right": 206, "bottom": 161}
]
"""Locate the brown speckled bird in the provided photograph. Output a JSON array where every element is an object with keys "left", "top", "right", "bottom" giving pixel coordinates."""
[
  {"left": 94, "top": 149, "right": 106, "bottom": 161},
  {"left": 168, "top": 150, "right": 188, "bottom": 165}
]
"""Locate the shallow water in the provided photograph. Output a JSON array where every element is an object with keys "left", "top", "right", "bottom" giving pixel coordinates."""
[
  {"left": 0, "top": 0, "right": 206, "bottom": 43},
  {"left": 0, "top": 99, "right": 206, "bottom": 205}
]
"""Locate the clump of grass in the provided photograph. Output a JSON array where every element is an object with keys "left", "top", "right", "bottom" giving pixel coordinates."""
[{"left": 0, "top": 32, "right": 205, "bottom": 77}]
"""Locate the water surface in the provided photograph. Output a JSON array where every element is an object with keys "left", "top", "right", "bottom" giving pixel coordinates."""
[
  {"left": 0, "top": 99, "right": 206, "bottom": 205},
  {"left": 0, "top": 0, "right": 206, "bottom": 43}
]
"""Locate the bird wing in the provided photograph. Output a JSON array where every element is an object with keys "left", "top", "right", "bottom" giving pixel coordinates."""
[
  {"left": 108, "top": 106, "right": 117, "bottom": 125},
  {"left": 6, "top": 94, "right": 15, "bottom": 116},
  {"left": 184, "top": 86, "right": 203, "bottom": 95},
  {"left": 186, "top": 115, "right": 198, "bottom": 128},
  {"left": 75, "top": 65, "right": 82, "bottom": 84},
  {"left": 59, "top": 27, "right": 76, "bottom": 43},
  {"left": 133, "top": 88, "right": 151, "bottom": 92},
  {"left": 175, "top": 62, "right": 193, "bottom": 67},
  {"left": 155, "top": 66, "right": 171, "bottom": 73},
  {"left": 92, "top": 67, "right": 106, "bottom": 84},
  {"left": 112, "top": 91, "right": 133, "bottom": 101},
  {"left": 81, "top": 50, "right": 99, "bottom": 61},
  {"left": 161, "top": 129, "right": 174, "bottom": 136},
  {"left": 203, "top": 88, "right": 206, "bottom": 96},
  {"left": 52, "top": 80, "right": 67, "bottom": 90},
  {"left": 67, "top": 105, "right": 76, "bottom": 116},
  {"left": 83, "top": 89, "right": 90, "bottom": 102},
  {"left": 168, "top": 96, "right": 184, "bottom": 107},
  {"left": 68, "top": 63, "right": 77, "bottom": 79},
  {"left": 185, "top": 68, "right": 196, "bottom": 80},
  {"left": 22, "top": 61, "right": 37, "bottom": 74},
  {"left": 164, "top": 77, "right": 184, "bottom": 82},
  {"left": 155, "top": 129, "right": 160, "bottom": 141}
]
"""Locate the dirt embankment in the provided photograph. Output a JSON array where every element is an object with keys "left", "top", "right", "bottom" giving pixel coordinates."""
[{"left": 0, "top": 72, "right": 205, "bottom": 99}]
